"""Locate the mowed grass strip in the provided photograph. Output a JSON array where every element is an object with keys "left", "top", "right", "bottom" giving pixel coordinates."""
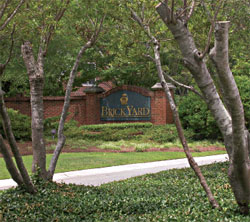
[{"left": 0, "top": 150, "right": 225, "bottom": 180}]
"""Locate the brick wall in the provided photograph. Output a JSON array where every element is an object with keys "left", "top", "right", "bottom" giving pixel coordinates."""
[
  {"left": 4, "top": 85, "right": 174, "bottom": 125},
  {"left": 5, "top": 96, "right": 86, "bottom": 125}
]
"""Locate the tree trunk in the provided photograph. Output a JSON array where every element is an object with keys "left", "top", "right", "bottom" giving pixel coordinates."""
[
  {"left": 156, "top": 3, "right": 233, "bottom": 156},
  {"left": 47, "top": 15, "right": 105, "bottom": 180},
  {"left": 156, "top": 3, "right": 250, "bottom": 214},
  {"left": 210, "top": 21, "right": 250, "bottom": 214},
  {"left": 21, "top": 42, "right": 47, "bottom": 179},
  {"left": 0, "top": 88, "right": 35, "bottom": 193},
  {"left": 47, "top": 42, "right": 93, "bottom": 179},
  {"left": 0, "top": 134, "right": 23, "bottom": 186},
  {"left": 152, "top": 38, "right": 219, "bottom": 209}
]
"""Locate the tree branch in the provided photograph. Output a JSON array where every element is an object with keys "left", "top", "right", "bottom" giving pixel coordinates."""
[
  {"left": 163, "top": 72, "right": 205, "bottom": 100},
  {"left": 183, "top": 0, "right": 187, "bottom": 18},
  {"left": 0, "top": 24, "right": 15, "bottom": 75},
  {"left": 130, "top": 8, "right": 152, "bottom": 40},
  {"left": 0, "top": 0, "right": 10, "bottom": 21},
  {"left": 199, "top": 0, "right": 224, "bottom": 59},
  {"left": 171, "top": 0, "right": 175, "bottom": 23},
  {"left": 143, "top": 52, "right": 204, "bottom": 100},
  {"left": 0, "top": 0, "right": 25, "bottom": 31},
  {"left": 42, "top": 0, "right": 70, "bottom": 56},
  {"left": 143, "top": 53, "right": 156, "bottom": 63},
  {"left": 186, "top": 0, "right": 195, "bottom": 23},
  {"left": 156, "top": 2, "right": 171, "bottom": 24},
  {"left": 141, "top": 2, "right": 145, "bottom": 22}
]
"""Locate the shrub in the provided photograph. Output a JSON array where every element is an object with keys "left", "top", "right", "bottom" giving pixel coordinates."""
[
  {"left": 44, "top": 117, "right": 83, "bottom": 139},
  {"left": 143, "top": 125, "right": 179, "bottom": 143},
  {"left": 178, "top": 93, "right": 222, "bottom": 141},
  {"left": 44, "top": 115, "right": 61, "bottom": 135},
  {"left": 0, "top": 108, "right": 31, "bottom": 141}
]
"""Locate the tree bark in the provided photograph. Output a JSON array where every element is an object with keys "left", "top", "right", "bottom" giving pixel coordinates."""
[
  {"left": 47, "top": 42, "right": 92, "bottom": 179},
  {"left": 156, "top": 3, "right": 233, "bottom": 156},
  {"left": 0, "top": 88, "right": 35, "bottom": 193},
  {"left": 210, "top": 21, "right": 250, "bottom": 214},
  {"left": 0, "top": 134, "right": 23, "bottom": 186},
  {"left": 21, "top": 42, "right": 47, "bottom": 179},
  {"left": 156, "top": 3, "right": 250, "bottom": 214}
]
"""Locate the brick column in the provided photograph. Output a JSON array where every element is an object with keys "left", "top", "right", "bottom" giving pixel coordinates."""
[
  {"left": 84, "top": 86, "right": 104, "bottom": 125},
  {"left": 151, "top": 83, "right": 175, "bottom": 125}
]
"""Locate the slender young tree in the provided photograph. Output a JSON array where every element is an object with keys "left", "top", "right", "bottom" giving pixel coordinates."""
[
  {"left": 129, "top": 6, "right": 219, "bottom": 209},
  {"left": 47, "top": 14, "right": 106, "bottom": 180}
]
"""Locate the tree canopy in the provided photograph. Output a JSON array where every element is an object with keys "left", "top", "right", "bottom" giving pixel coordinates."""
[{"left": 1, "top": 0, "right": 248, "bottom": 97}]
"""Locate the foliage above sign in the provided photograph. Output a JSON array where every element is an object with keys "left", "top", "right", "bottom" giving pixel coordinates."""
[{"left": 100, "top": 90, "right": 151, "bottom": 121}]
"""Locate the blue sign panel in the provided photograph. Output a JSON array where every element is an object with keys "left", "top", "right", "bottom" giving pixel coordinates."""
[{"left": 101, "top": 90, "right": 151, "bottom": 121}]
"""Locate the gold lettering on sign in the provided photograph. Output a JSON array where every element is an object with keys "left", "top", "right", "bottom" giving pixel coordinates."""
[
  {"left": 127, "top": 105, "right": 132, "bottom": 116},
  {"left": 137, "top": 108, "right": 143, "bottom": 116},
  {"left": 132, "top": 107, "right": 138, "bottom": 116},
  {"left": 101, "top": 106, "right": 150, "bottom": 118},
  {"left": 108, "top": 108, "right": 114, "bottom": 117},
  {"left": 102, "top": 106, "right": 108, "bottom": 116},
  {"left": 144, "top": 108, "right": 150, "bottom": 116},
  {"left": 120, "top": 108, "right": 126, "bottom": 116}
]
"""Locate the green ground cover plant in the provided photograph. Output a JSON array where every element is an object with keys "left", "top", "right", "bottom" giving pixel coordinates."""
[
  {"left": 0, "top": 150, "right": 225, "bottom": 180},
  {"left": 1, "top": 162, "right": 249, "bottom": 221}
]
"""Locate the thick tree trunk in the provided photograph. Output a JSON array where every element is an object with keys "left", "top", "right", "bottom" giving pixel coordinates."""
[
  {"left": 210, "top": 21, "right": 250, "bottom": 214},
  {"left": 156, "top": 3, "right": 250, "bottom": 214},
  {"left": 21, "top": 42, "right": 47, "bottom": 179},
  {"left": 156, "top": 3, "right": 233, "bottom": 156}
]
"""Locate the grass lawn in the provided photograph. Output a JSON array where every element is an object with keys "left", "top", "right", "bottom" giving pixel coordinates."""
[
  {"left": 1, "top": 162, "right": 249, "bottom": 221},
  {"left": 0, "top": 150, "right": 225, "bottom": 180}
]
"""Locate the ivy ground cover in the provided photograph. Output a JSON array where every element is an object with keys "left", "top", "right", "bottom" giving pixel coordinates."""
[{"left": 1, "top": 162, "right": 249, "bottom": 221}]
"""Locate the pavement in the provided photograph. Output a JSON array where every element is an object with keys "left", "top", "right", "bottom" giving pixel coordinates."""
[{"left": 0, "top": 154, "right": 228, "bottom": 191}]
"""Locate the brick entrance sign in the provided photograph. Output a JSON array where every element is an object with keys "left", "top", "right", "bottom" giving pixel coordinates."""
[{"left": 5, "top": 84, "right": 174, "bottom": 125}]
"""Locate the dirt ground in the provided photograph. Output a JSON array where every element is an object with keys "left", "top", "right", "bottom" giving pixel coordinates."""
[{"left": 1, "top": 140, "right": 225, "bottom": 157}]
